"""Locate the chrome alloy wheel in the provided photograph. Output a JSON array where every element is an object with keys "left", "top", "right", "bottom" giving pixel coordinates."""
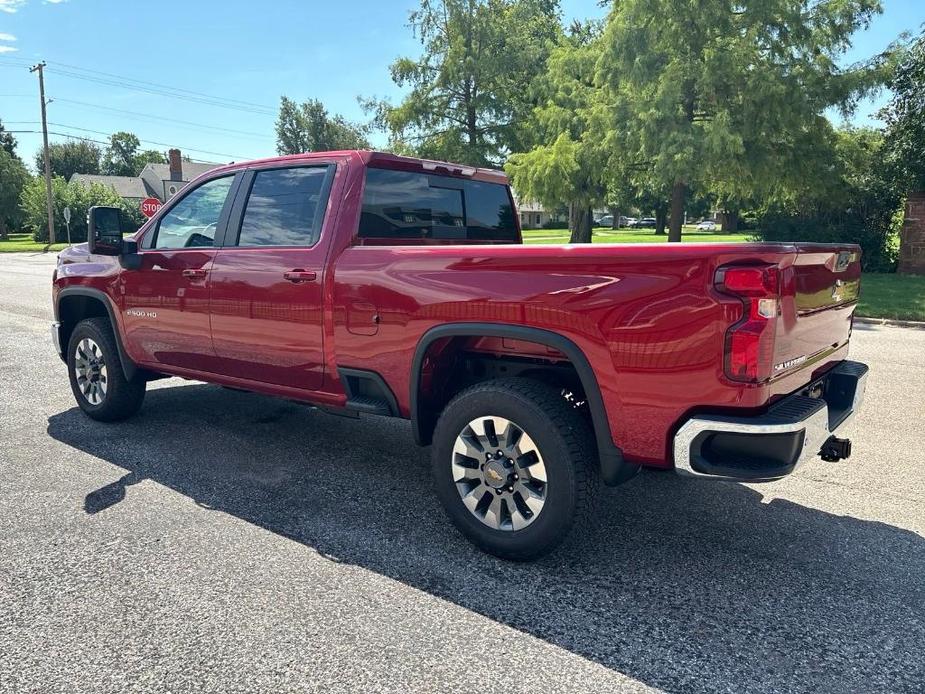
[
  {"left": 452, "top": 416, "right": 548, "bottom": 531},
  {"left": 74, "top": 337, "right": 108, "bottom": 405}
]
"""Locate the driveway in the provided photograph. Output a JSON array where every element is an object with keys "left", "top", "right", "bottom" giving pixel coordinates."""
[{"left": 1, "top": 253, "right": 922, "bottom": 693}]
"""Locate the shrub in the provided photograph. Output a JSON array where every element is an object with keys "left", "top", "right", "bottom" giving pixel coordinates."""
[
  {"left": 755, "top": 197, "right": 903, "bottom": 272},
  {"left": 21, "top": 177, "right": 138, "bottom": 243},
  {"left": 541, "top": 219, "right": 569, "bottom": 229},
  {"left": 754, "top": 127, "right": 904, "bottom": 273}
]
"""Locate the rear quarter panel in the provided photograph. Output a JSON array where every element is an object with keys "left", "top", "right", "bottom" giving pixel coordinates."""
[{"left": 331, "top": 243, "right": 850, "bottom": 465}]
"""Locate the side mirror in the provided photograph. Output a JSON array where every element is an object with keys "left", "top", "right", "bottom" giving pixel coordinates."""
[{"left": 87, "top": 206, "right": 123, "bottom": 256}]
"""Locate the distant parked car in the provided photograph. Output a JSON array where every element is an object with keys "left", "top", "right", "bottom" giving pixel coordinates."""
[
  {"left": 696, "top": 220, "right": 717, "bottom": 231},
  {"left": 595, "top": 215, "right": 614, "bottom": 227},
  {"left": 635, "top": 217, "right": 657, "bottom": 228}
]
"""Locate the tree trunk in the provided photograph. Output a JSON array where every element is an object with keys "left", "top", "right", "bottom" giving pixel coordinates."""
[
  {"left": 0, "top": 221, "right": 7, "bottom": 241},
  {"left": 721, "top": 209, "right": 739, "bottom": 233},
  {"left": 610, "top": 206, "right": 619, "bottom": 230},
  {"left": 654, "top": 207, "right": 667, "bottom": 235},
  {"left": 668, "top": 181, "right": 686, "bottom": 243},
  {"left": 568, "top": 203, "right": 593, "bottom": 243}
]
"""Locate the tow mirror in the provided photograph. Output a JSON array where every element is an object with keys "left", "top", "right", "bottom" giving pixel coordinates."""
[{"left": 87, "top": 206, "right": 123, "bottom": 256}]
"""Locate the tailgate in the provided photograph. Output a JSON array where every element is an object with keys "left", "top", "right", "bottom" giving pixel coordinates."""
[{"left": 773, "top": 245, "right": 861, "bottom": 378}]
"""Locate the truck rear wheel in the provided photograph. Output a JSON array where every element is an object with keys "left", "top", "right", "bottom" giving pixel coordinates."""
[
  {"left": 431, "top": 378, "right": 598, "bottom": 560},
  {"left": 67, "top": 317, "right": 146, "bottom": 422}
]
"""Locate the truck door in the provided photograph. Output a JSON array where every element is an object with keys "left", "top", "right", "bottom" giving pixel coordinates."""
[
  {"left": 121, "top": 174, "right": 239, "bottom": 371},
  {"left": 207, "top": 163, "right": 336, "bottom": 391}
]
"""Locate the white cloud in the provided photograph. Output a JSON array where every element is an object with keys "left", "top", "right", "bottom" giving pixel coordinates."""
[
  {"left": 1, "top": 0, "right": 68, "bottom": 11},
  {"left": 0, "top": 30, "right": 17, "bottom": 51},
  {"left": 0, "top": 0, "right": 26, "bottom": 13}
]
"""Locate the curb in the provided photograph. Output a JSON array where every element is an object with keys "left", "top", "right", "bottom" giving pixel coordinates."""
[{"left": 854, "top": 316, "right": 925, "bottom": 330}]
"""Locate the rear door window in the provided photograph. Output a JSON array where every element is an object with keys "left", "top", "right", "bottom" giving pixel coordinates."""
[
  {"left": 357, "top": 168, "right": 517, "bottom": 242},
  {"left": 235, "top": 165, "right": 333, "bottom": 247}
]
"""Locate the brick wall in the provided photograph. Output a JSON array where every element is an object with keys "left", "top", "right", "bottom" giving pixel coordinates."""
[{"left": 899, "top": 191, "right": 925, "bottom": 275}]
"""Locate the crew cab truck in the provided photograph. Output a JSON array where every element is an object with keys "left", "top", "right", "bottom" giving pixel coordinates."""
[{"left": 52, "top": 150, "right": 868, "bottom": 560}]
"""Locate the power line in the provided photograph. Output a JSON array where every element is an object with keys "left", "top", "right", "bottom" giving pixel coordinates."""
[
  {"left": 9, "top": 122, "right": 254, "bottom": 161},
  {"left": 47, "top": 60, "right": 275, "bottom": 112},
  {"left": 2, "top": 58, "right": 278, "bottom": 117},
  {"left": 46, "top": 122, "right": 251, "bottom": 160},
  {"left": 50, "top": 97, "right": 274, "bottom": 140},
  {"left": 43, "top": 66, "right": 277, "bottom": 116},
  {"left": 6, "top": 130, "right": 221, "bottom": 164}
]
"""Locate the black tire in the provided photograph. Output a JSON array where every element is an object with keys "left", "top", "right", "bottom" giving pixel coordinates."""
[
  {"left": 67, "top": 317, "right": 146, "bottom": 422},
  {"left": 431, "top": 377, "right": 599, "bottom": 561}
]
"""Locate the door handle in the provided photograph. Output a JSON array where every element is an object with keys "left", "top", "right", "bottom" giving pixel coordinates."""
[
  {"left": 283, "top": 270, "right": 317, "bottom": 283},
  {"left": 182, "top": 269, "right": 208, "bottom": 280}
]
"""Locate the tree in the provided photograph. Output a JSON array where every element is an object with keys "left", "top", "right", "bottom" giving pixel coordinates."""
[
  {"left": 100, "top": 132, "right": 165, "bottom": 176},
  {"left": 596, "top": 0, "right": 894, "bottom": 241},
  {"left": 134, "top": 149, "right": 166, "bottom": 171},
  {"left": 275, "top": 97, "right": 369, "bottom": 155},
  {"left": 882, "top": 28, "right": 925, "bottom": 191},
  {"left": 755, "top": 127, "right": 904, "bottom": 272},
  {"left": 0, "top": 148, "right": 30, "bottom": 239},
  {"left": 368, "top": 0, "right": 562, "bottom": 167},
  {"left": 36, "top": 140, "right": 101, "bottom": 181},
  {"left": 0, "top": 118, "right": 17, "bottom": 159},
  {"left": 20, "top": 176, "right": 139, "bottom": 243},
  {"left": 101, "top": 131, "right": 142, "bottom": 176},
  {"left": 505, "top": 22, "right": 608, "bottom": 242}
]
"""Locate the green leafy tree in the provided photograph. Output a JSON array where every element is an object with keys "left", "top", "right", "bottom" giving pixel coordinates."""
[
  {"left": 100, "top": 133, "right": 165, "bottom": 176},
  {"left": 0, "top": 148, "right": 30, "bottom": 239},
  {"left": 882, "top": 28, "right": 925, "bottom": 191},
  {"left": 506, "top": 23, "right": 607, "bottom": 242},
  {"left": 101, "top": 131, "right": 142, "bottom": 177},
  {"left": 36, "top": 140, "right": 101, "bottom": 180},
  {"left": 596, "top": 0, "right": 894, "bottom": 242},
  {"left": 275, "top": 97, "right": 369, "bottom": 154},
  {"left": 368, "top": 0, "right": 562, "bottom": 167},
  {"left": 20, "top": 176, "right": 138, "bottom": 243},
  {"left": 133, "top": 149, "right": 167, "bottom": 172},
  {"left": 755, "top": 127, "right": 904, "bottom": 272},
  {"left": 0, "top": 118, "right": 18, "bottom": 159}
]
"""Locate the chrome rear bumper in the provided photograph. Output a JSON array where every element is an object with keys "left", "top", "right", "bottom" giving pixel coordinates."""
[{"left": 674, "top": 360, "right": 868, "bottom": 481}]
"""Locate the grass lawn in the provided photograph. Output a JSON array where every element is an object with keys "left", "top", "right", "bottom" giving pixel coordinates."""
[
  {"left": 857, "top": 273, "right": 925, "bottom": 322},
  {"left": 4, "top": 228, "right": 920, "bottom": 322},
  {"left": 0, "top": 232, "right": 68, "bottom": 253},
  {"left": 522, "top": 225, "right": 752, "bottom": 244}
]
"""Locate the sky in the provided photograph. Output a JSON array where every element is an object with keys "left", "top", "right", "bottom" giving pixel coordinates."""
[{"left": 1, "top": 0, "right": 922, "bottom": 173}]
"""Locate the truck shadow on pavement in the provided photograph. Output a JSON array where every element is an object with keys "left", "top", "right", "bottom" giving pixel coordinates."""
[{"left": 48, "top": 383, "right": 924, "bottom": 693}]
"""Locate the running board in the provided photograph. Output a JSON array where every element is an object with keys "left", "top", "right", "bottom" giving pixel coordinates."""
[
  {"left": 345, "top": 395, "right": 393, "bottom": 416},
  {"left": 338, "top": 367, "right": 400, "bottom": 417}
]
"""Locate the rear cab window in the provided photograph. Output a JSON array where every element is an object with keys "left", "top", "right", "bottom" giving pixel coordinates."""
[
  {"left": 357, "top": 168, "right": 519, "bottom": 244},
  {"left": 234, "top": 165, "right": 334, "bottom": 247}
]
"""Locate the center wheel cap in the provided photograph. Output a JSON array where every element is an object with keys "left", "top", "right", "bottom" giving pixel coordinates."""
[{"left": 483, "top": 461, "right": 509, "bottom": 488}]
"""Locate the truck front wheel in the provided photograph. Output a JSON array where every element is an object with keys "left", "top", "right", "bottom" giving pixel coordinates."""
[
  {"left": 431, "top": 378, "right": 598, "bottom": 560},
  {"left": 67, "top": 317, "right": 146, "bottom": 422}
]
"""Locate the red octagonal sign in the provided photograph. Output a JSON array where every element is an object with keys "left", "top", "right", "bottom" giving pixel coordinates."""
[{"left": 140, "top": 197, "right": 162, "bottom": 218}]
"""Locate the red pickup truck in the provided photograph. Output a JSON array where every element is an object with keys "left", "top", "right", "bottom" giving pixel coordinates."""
[{"left": 52, "top": 150, "right": 868, "bottom": 559}]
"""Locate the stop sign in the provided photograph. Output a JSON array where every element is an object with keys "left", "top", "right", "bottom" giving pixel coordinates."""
[{"left": 140, "top": 197, "right": 162, "bottom": 218}]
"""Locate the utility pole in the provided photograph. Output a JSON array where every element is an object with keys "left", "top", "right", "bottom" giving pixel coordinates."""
[{"left": 30, "top": 61, "right": 55, "bottom": 246}]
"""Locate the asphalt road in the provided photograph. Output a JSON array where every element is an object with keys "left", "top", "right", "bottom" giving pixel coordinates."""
[{"left": 1, "top": 252, "right": 923, "bottom": 694}]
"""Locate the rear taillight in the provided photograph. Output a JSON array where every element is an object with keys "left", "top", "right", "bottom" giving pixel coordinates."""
[{"left": 716, "top": 265, "right": 780, "bottom": 383}]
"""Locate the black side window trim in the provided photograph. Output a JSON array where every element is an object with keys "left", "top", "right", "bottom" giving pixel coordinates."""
[
  {"left": 224, "top": 163, "right": 336, "bottom": 249},
  {"left": 142, "top": 172, "right": 242, "bottom": 250}
]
